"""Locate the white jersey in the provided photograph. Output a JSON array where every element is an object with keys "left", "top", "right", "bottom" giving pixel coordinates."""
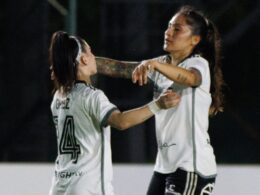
[
  {"left": 149, "top": 55, "right": 217, "bottom": 177},
  {"left": 49, "top": 81, "right": 117, "bottom": 195}
]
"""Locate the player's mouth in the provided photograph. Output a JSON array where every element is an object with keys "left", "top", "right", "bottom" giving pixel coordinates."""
[{"left": 164, "top": 38, "right": 173, "bottom": 45}]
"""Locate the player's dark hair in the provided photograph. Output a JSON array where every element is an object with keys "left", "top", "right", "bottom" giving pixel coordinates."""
[
  {"left": 49, "top": 31, "right": 86, "bottom": 94},
  {"left": 177, "top": 5, "right": 225, "bottom": 115}
]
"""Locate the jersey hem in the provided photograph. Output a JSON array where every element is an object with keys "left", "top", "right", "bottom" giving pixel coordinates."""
[{"left": 154, "top": 167, "right": 217, "bottom": 179}]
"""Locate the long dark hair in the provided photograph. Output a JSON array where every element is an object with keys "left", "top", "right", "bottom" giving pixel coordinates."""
[
  {"left": 48, "top": 31, "right": 86, "bottom": 94},
  {"left": 177, "top": 6, "right": 225, "bottom": 115}
]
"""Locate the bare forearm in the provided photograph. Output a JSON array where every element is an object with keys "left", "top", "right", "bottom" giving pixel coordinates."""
[
  {"left": 156, "top": 63, "right": 200, "bottom": 87},
  {"left": 108, "top": 106, "right": 153, "bottom": 130},
  {"left": 96, "top": 56, "right": 140, "bottom": 79},
  {"left": 108, "top": 91, "right": 181, "bottom": 130}
]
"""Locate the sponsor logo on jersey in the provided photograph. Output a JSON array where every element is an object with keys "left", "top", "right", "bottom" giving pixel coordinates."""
[{"left": 55, "top": 170, "right": 85, "bottom": 179}]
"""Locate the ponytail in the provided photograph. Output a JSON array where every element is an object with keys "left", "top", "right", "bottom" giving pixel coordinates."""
[
  {"left": 205, "top": 20, "right": 225, "bottom": 116},
  {"left": 49, "top": 31, "right": 84, "bottom": 94},
  {"left": 177, "top": 6, "right": 225, "bottom": 116}
]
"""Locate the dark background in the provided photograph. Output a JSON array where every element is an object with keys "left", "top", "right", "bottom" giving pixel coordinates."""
[{"left": 0, "top": 0, "right": 259, "bottom": 163}]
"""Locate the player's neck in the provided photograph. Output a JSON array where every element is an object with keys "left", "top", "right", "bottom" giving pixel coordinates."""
[
  {"left": 170, "top": 49, "right": 192, "bottom": 65},
  {"left": 83, "top": 76, "right": 91, "bottom": 84},
  {"left": 77, "top": 72, "right": 92, "bottom": 84}
]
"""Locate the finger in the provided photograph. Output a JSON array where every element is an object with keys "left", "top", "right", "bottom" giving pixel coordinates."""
[
  {"left": 142, "top": 66, "right": 148, "bottom": 84},
  {"left": 147, "top": 64, "right": 151, "bottom": 71},
  {"left": 137, "top": 67, "right": 143, "bottom": 86},
  {"left": 147, "top": 64, "right": 153, "bottom": 71},
  {"left": 166, "top": 98, "right": 180, "bottom": 107},
  {"left": 165, "top": 95, "right": 181, "bottom": 104},
  {"left": 162, "top": 90, "right": 175, "bottom": 96},
  {"left": 133, "top": 66, "right": 142, "bottom": 85},
  {"left": 163, "top": 91, "right": 174, "bottom": 98},
  {"left": 132, "top": 71, "right": 135, "bottom": 82},
  {"left": 167, "top": 91, "right": 180, "bottom": 98},
  {"left": 132, "top": 70, "right": 137, "bottom": 83}
]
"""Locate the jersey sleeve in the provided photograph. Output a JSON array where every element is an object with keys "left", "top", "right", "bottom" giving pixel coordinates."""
[
  {"left": 85, "top": 89, "right": 118, "bottom": 127},
  {"left": 185, "top": 56, "right": 209, "bottom": 78}
]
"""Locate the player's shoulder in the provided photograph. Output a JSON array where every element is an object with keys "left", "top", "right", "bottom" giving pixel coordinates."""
[
  {"left": 73, "top": 81, "right": 100, "bottom": 98},
  {"left": 75, "top": 82, "right": 108, "bottom": 107},
  {"left": 185, "top": 54, "right": 208, "bottom": 66},
  {"left": 77, "top": 82, "right": 104, "bottom": 98},
  {"left": 82, "top": 83, "right": 98, "bottom": 94},
  {"left": 83, "top": 87, "right": 105, "bottom": 100}
]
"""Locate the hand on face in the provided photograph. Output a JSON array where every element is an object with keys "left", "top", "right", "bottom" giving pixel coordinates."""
[
  {"left": 157, "top": 90, "right": 181, "bottom": 109},
  {"left": 132, "top": 60, "right": 158, "bottom": 86}
]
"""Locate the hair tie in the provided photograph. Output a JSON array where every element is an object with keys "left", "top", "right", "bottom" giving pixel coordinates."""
[
  {"left": 205, "top": 18, "right": 209, "bottom": 27},
  {"left": 70, "top": 36, "right": 82, "bottom": 63}
]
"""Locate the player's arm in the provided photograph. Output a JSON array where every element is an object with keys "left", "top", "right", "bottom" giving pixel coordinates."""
[
  {"left": 155, "top": 62, "right": 202, "bottom": 87},
  {"left": 107, "top": 91, "right": 180, "bottom": 130},
  {"left": 96, "top": 56, "right": 140, "bottom": 79},
  {"left": 132, "top": 59, "right": 201, "bottom": 87}
]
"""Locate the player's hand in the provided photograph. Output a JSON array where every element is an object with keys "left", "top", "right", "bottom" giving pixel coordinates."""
[
  {"left": 156, "top": 90, "right": 181, "bottom": 109},
  {"left": 132, "top": 60, "right": 157, "bottom": 86}
]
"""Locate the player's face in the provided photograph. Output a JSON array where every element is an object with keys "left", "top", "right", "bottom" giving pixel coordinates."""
[
  {"left": 163, "top": 14, "right": 196, "bottom": 54},
  {"left": 84, "top": 42, "right": 97, "bottom": 75}
]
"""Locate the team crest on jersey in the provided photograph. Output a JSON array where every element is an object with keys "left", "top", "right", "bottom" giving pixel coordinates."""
[
  {"left": 165, "top": 184, "right": 181, "bottom": 195},
  {"left": 200, "top": 183, "right": 214, "bottom": 195}
]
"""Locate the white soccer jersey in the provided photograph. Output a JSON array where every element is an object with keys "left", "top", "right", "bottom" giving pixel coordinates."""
[
  {"left": 149, "top": 55, "right": 217, "bottom": 177},
  {"left": 49, "top": 81, "right": 117, "bottom": 195}
]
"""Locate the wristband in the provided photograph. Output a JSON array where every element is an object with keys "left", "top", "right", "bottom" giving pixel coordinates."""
[{"left": 148, "top": 101, "right": 161, "bottom": 114}]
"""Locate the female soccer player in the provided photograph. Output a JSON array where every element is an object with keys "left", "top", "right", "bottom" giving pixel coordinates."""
[
  {"left": 48, "top": 31, "right": 180, "bottom": 195},
  {"left": 97, "top": 5, "right": 225, "bottom": 195}
]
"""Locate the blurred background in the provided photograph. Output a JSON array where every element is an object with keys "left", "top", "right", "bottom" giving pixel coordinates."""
[{"left": 0, "top": 0, "right": 259, "bottom": 165}]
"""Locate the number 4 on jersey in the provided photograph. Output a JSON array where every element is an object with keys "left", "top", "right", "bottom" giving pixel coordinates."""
[{"left": 59, "top": 116, "right": 81, "bottom": 163}]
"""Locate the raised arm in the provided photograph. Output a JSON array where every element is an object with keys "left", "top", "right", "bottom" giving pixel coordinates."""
[
  {"left": 153, "top": 61, "right": 201, "bottom": 87},
  {"left": 132, "top": 59, "right": 201, "bottom": 87},
  {"left": 96, "top": 56, "right": 140, "bottom": 79},
  {"left": 107, "top": 90, "right": 180, "bottom": 130}
]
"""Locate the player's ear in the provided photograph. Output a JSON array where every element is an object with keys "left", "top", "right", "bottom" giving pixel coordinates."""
[
  {"left": 191, "top": 35, "right": 201, "bottom": 46},
  {"left": 80, "top": 55, "right": 88, "bottom": 65}
]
